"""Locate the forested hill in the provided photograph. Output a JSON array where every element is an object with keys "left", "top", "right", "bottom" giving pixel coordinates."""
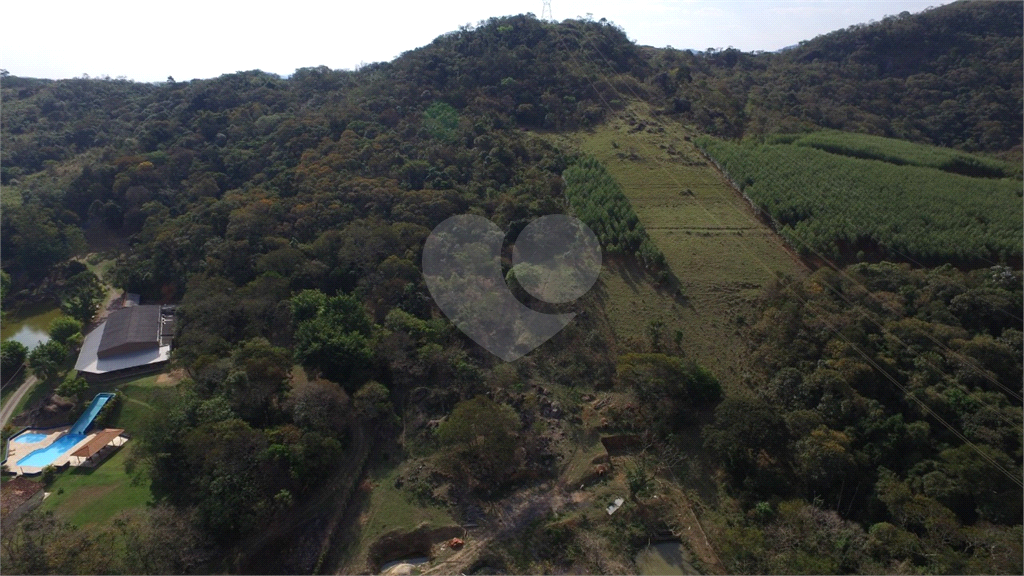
[
  {"left": 1, "top": 7, "right": 1022, "bottom": 574},
  {"left": 2, "top": 17, "right": 652, "bottom": 571},
  {"left": 0, "top": 15, "right": 649, "bottom": 289},
  {"left": 664, "top": 0, "right": 1023, "bottom": 152},
  {"left": 1, "top": 14, "right": 647, "bottom": 185}
]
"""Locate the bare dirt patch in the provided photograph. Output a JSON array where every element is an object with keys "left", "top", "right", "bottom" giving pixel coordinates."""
[{"left": 154, "top": 369, "right": 185, "bottom": 386}]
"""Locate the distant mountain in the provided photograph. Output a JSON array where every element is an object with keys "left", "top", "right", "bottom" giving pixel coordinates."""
[{"left": 652, "top": 0, "right": 1023, "bottom": 152}]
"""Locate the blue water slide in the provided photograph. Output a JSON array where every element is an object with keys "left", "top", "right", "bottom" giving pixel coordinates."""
[{"left": 69, "top": 393, "right": 115, "bottom": 435}]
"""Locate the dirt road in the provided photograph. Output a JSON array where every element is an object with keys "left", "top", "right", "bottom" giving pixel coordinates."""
[
  {"left": 420, "top": 484, "right": 580, "bottom": 575},
  {"left": 0, "top": 373, "right": 38, "bottom": 429}
]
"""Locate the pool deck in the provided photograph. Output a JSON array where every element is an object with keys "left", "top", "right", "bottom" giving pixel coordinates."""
[{"left": 5, "top": 427, "right": 100, "bottom": 476}]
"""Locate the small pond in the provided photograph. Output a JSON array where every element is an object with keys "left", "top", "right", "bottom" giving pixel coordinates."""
[
  {"left": 634, "top": 540, "right": 699, "bottom": 576},
  {"left": 1, "top": 303, "right": 63, "bottom": 350}
]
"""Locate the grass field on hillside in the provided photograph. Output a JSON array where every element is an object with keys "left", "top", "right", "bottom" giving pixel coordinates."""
[
  {"left": 542, "top": 103, "right": 807, "bottom": 391},
  {"left": 776, "top": 129, "right": 1019, "bottom": 178}
]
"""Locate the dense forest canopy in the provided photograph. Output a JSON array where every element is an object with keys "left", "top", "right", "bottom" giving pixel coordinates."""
[
  {"left": 0, "top": 2, "right": 1021, "bottom": 574},
  {"left": 656, "top": 0, "right": 1023, "bottom": 152}
]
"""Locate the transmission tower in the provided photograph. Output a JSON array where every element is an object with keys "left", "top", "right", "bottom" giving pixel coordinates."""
[{"left": 541, "top": 0, "right": 553, "bottom": 21}]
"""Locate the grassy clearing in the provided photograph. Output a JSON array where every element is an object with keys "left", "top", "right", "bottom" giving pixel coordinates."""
[
  {"left": 355, "top": 460, "right": 456, "bottom": 544},
  {"left": 101, "top": 372, "right": 177, "bottom": 431},
  {"left": 39, "top": 372, "right": 175, "bottom": 527},
  {"left": 81, "top": 254, "right": 118, "bottom": 283},
  {"left": 557, "top": 433, "right": 607, "bottom": 488},
  {"left": 542, "top": 104, "right": 806, "bottom": 391},
  {"left": 337, "top": 456, "right": 457, "bottom": 571}
]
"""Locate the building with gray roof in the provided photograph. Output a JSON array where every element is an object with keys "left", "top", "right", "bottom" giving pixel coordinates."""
[{"left": 75, "top": 304, "right": 173, "bottom": 380}]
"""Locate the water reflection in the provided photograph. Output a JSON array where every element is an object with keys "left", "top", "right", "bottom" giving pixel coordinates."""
[{"left": 1, "top": 303, "right": 63, "bottom": 349}]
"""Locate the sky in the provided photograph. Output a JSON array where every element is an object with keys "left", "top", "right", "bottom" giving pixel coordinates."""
[{"left": 1, "top": 0, "right": 950, "bottom": 83}]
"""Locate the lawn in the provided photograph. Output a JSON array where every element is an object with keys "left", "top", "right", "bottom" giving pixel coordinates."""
[
  {"left": 38, "top": 371, "right": 177, "bottom": 528},
  {"left": 38, "top": 446, "right": 152, "bottom": 527}
]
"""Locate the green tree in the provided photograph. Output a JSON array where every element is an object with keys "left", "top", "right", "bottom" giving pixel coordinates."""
[
  {"left": 290, "top": 289, "right": 327, "bottom": 323},
  {"left": 1, "top": 340, "right": 28, "bottom": 378},
  {"left": 41, "top": 465, "right": 57, "bottom": 485},
  {"left": 626, "top": 460, "right": 652, "bottom": 501},
  {"left": 793, "top": 425, "right": 856, "bottom": 495},
  {"left": 287, "top": 378, "right": 350, "bottom": 434},
  {"left": 181, "top": 418, "right": 273, "bottom": 541},
  {"left": 703, "top": 396, "right": 788, "bottom": 479},
  {"left": 227, "top": 338, "right": 291, "bottom": 424},
  {"left": 291, "top": 291, "right": 373, "bottom": 390},
  {"left": 8, "top": 209, "right": 81, "bottom": 275},
  {"left": 60, "top": 271, "right": 105, "bottom": 324},
  {"left": 422, "top": 101, "right": 460, "bottom": 142},
  {"left": 0, "top": 270, "right": 10, "bottom": 303},
  {"left": 56, "top": 373, "right": 89, "bottom": 401},
  {"left": 616, "top": 353, "right": 721, "bottom": 434},
  {"left": 113, "top": 506, "right": 210, "bottom": 574},
  {"left": 352, "top": 380, "right": 394, "bottom": 424},
  {"left": 437, "top": 396, "right": 522, "bottom": 490},
  {"left": 647, "top": 318, "right": 665, "bottom": 351},
  {"left": 28, "top": 340, "right": 67, "bottom": 381},
  {"left": 48, "top": 316, "right": 83, "bottom": 345}
]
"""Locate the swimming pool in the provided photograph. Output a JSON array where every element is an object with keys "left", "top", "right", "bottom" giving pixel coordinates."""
[
  {"left": 16, "top": 434, "right": 86, "bottom": 467},
  {"left": 12, "top": 433, "right": 50, "bottom": 444}
]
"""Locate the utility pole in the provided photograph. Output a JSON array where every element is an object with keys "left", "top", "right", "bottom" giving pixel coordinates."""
[{"left": 541, "top": 0, "right": 553, "bottom": 21}]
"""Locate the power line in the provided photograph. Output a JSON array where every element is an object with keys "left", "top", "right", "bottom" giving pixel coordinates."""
[{"left": 541, "top": 0, "right": 553, "bottom": 21}]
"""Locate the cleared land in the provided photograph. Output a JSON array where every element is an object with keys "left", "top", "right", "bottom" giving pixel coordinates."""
[{"left": 545, "top": 104, "right": 807, "bottom": 390}]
